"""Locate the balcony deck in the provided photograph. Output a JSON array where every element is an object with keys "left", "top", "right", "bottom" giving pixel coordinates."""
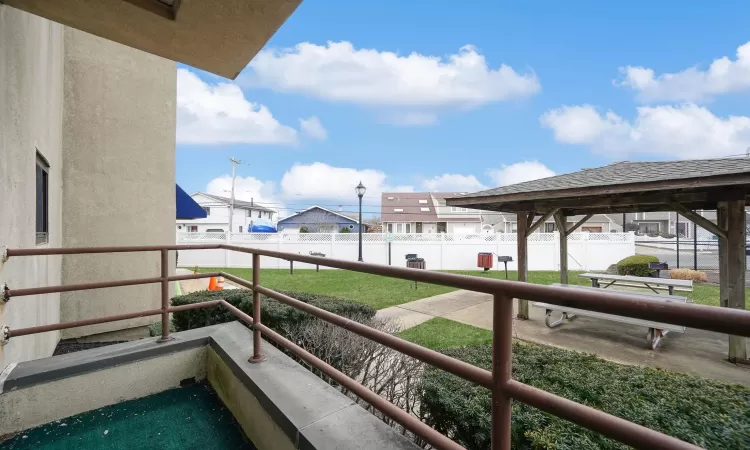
[{"left": 1, "top": 383, "right": 254, "bottom": 449}]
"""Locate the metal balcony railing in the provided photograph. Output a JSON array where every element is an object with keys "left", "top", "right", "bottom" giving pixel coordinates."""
[{"left": 3, "top": 244, "right": 750, "bottom": 450}]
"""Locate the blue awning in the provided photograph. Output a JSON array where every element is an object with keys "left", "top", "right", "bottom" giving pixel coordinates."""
[{"left": 176, "top": 184, "right": 207, "bottom": 219}]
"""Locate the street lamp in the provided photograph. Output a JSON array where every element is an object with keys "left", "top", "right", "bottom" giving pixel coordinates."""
[{"left": 356, "top": 181, "right": 366, "bottom": 261}]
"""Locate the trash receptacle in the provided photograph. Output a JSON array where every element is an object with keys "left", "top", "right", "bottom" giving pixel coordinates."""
[
  {"left": 477, "top": 252, "right": 494, "bottom": 271},
  {"left": 406, "top": 255, "right": 425, "bottom": 288}
]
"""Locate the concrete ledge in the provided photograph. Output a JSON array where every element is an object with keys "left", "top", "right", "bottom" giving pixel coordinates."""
[
  {"left": 207, "top": 322, "right": 419, "bottom": 450},
  {"left": 1, "top": 325, "right": 221, "bottom": 393},
  {"left": 1, "top": 322, "right": 421, "bottom": 449}
]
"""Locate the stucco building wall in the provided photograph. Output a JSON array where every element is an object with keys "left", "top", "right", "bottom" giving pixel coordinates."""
[
  {"left": 59, "top": 28, "right": 176, "bottom": 338},
  {"left": 0, "top": 5, "right": 65, "bottom": 368}
]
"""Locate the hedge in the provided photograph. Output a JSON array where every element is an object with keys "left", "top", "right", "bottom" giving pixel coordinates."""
[
  {"left": 169, "top": 289, "right": 375, "bottom": 334},
  {"left": 616, "top": 254, "right": 659, "bottom": 277},
  {"left": 422, "top": 343, "right": 750, "bottom": 449}
]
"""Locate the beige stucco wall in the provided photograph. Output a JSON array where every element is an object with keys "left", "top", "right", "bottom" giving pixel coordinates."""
[
  {"left": 60, "top": 28, "right": 176, "bottom": 338},
  {"left": 0, "top": 6, "right": 64, "bottom": 369}
]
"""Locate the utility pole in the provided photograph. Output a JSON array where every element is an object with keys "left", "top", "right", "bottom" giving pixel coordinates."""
[{"left": 228, "top": 157, "right": 242, "bottom": 242}]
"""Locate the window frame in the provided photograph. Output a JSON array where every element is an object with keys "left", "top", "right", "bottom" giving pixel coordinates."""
[{"left": 36, "top": 151, "right": 50, "bottom": 245}]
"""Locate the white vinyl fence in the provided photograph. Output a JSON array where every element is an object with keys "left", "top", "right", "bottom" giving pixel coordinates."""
[{"left": 176, "top": 232, "right": 635, "bottom": 272}]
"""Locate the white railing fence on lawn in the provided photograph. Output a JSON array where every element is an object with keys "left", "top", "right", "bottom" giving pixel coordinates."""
[{"left": 176, "top": 232, "right": 636, "bottom": 272}]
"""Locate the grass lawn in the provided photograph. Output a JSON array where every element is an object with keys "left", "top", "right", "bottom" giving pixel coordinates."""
[
  {"left": 197, "top": 267, "right": 740, "bottom": 310},
  {"left": 397, "top": 318, "right": 493, "bottom": 349}
]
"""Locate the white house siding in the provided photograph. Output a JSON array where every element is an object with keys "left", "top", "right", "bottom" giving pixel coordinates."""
[
  {"left": 0, "top": 6, "right": 64, "bottom": 368},
  {"left": 447, "top": 222, "right": 481, "bottom": 234},
  {"left": 178, "top": 194, "right": 275, "bottom": 233}
]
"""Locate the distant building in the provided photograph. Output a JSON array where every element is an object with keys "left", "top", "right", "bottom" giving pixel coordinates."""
[
  {"left": 277, "top": 206, "right": 363, "bottom": 233},
  {"left": 381, "top": 192, "right": 482, "bottom": 234},
  {"left": 176, "top": 193, "right": 277, "bottom": 233},
  {"left": 382, "top": 192, "right": 621, "bottom": 234}
]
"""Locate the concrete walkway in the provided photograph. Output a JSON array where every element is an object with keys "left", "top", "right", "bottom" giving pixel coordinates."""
[
  {"left": 378, "top": 290, "right": 750, "bottom": 387},
  {"left": 177, "top": 268, "right": 240, "bottom": 294}
]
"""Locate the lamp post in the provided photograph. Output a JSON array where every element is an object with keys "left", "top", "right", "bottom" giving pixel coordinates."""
[{"left": 356, "top": 181, "right": 366, "bottom": 261}]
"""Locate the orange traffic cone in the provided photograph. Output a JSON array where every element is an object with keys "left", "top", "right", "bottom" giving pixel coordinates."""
[
  {"left": 208, "top": 276, "right": 217, "bottom": 291},
  {"left": 215, "top": 276, "right": 224, "bottom": 291}
]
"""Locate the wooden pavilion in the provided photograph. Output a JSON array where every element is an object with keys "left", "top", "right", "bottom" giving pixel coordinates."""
[{"left": 447, "top": 158, "right": 750, "bottom": 362}]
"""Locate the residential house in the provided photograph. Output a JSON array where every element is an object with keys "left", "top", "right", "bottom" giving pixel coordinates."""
[
  {"left": 619, "top": 211, "right": 720, "bottom": 238},
  {"left": 483, "top": 212, "right": 622, "bottom": 234},
  {"left": 277, "top": 206, "right": 363, "bottom": 233},
  {"left": 176, "top": 193, "right": 277, "bottom": 233},
  {"left": 381, "top": 193, "right": 482, "bottom": 234},
  {"left": 383, "top": 193, "right": 620, "bottom": 234}
]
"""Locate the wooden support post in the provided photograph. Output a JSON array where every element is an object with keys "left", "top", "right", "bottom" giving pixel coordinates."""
[
  {"left": 718, "top": 203, "right": 728, "bottom": 309},
  {"left": 516, "top": 212, "right": 529, "bottom": 319},
  {"left": 726, "top": 200, "right": 747, "bottom": 362},
  {"left": 554, "top": 212, "right": 568, "bottom": 285}
]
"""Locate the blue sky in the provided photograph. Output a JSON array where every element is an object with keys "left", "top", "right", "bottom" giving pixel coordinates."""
[{"left": 176, "top": 0, "right": 750, "bottom": 216}]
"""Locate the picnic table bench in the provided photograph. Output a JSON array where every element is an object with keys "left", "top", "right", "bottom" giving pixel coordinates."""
[
  {"left": 532, "top": 284, "right": 690, "bottom": 349},
  {"left": 580, "top": 272, "right": 692, "bottom": 295}
]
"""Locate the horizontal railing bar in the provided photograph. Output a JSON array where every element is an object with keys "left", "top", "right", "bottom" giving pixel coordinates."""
[
  {"left": 7, "top": 300, "right": 221, "bottom": 338},
  {"left": 503, "top": 380, "right": 700, "bottom": 450},
  {"left": 5, "top": 273, "right": 220, "bottom": 298},
  {"left": 168, "top": 300, "right": 222, "bottom": 313},
  {"left": 220, "top": 245, "right": 750, "bottom": 337},
  {"left": 5, "top": 244, "right": 220, "bottom": 257},
  {"left": 221, "top": 272, "right": 493, "bottom": 388},
  {"left": 8, "top": 308, "right": 164, "bottom": 337},
  {"left": 216, "top": 298, "right": 465, "bottom": 450}
]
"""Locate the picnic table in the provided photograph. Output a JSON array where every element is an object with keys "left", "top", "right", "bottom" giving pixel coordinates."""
[
  {"left": 579, "top": 272, "right": 692, "bottom": 295},
  {"left": 533, "top": 284, "right": 690, "bottom": 349}
]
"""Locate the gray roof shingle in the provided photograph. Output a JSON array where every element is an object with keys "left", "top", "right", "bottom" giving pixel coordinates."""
[{"left": 457, "top": 158, "right": 750, "bottom": 199}]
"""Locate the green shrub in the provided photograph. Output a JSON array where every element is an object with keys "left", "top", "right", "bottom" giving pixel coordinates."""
[
  {"left": 169, "top": 289, "right": 375, "bottom": 334},
  {"left": 339, "top": 227, "right": 352, "bottom": 233},
  {"left": 421, "top": 343, "right": 750, "bottom": 449},
  {"left": 299, "top": 227, "right": 310, "bottom": 233},
  {"left": 615, "top": 254, "right": 659, "bottom": 276},
  {"left": 148, "top": 320, "right": 175, "bottom": 337}
]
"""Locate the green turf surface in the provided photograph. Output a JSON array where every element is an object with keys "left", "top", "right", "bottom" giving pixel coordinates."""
[
  {"left": 397, "top": 318, "right": 493, "bottom": 349},
  {"left": 1, "top": 383, "right": 254, "bottom": 450},
  {"left": 199, "top": 268, "right": 739, "bottom": 309}
]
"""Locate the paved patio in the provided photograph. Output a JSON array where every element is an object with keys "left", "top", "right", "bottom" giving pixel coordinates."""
[{"left": 378, "top": 290, "right": 750, "bottom": 387}]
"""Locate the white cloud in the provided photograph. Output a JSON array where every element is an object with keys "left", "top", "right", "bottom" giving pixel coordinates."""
[
  {"left": 206, "top": 175, "right": 285, "bottom": 214},
  {"left": 299, "top": 116, "right": 328, "bottom": 140},
  {"left": 244, "top": 41, "right": 540, "bottom": 124},
  {"left": 280, "top": 162, "right": 413, "bottom": 204},
  {"left": 422, "top": 174, "right": 487, "bottom": 192},
  {"left": 617, "top": 41, "right": 750, "bottom": 102},
  {"left": 487, "top": 161, "right": 556, "bottom": 187},
  {"left": 540, "top": 104, "right": 750, "bottom": 159},
  {"left": 383, "top": 112, "right": 439, "bottom": 127},
  {"left": 176, "top": 68, "right": 298, "bottom": 145}
]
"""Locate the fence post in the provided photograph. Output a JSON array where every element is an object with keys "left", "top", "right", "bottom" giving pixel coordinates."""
[
  {"left": 157, "top": 248, "right": 173, "bottom": 343},
  {"left": 249, "top": 253, "right": 264, "bottom": 363},
  {"left": 492, "top": 293, "right": 512, "bottom": 450},
  {"left": 693, "top": 222, "right": 698, "bottom": 270}
]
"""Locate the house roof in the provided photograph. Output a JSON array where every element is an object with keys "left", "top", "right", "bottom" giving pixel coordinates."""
[
  {"left": 382, "top": 193, "right": 439, "bottom": 222},
  {"left": 448, "top": 158, "right": 750, "bottom": 215},
  {"left": 193, "top": 193, "right": 276, "bottom": 213},
  {"left": 381, "top": 192, "right": 481, "bottom": 223},
  {"left": 277, "top": 206, "right": 360, "bottom": 224}
]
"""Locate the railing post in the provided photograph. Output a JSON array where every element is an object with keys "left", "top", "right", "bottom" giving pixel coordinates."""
[
  {"left": 249, "top": 253, "right": 264, "bottom": 362},
  {"left": 492, "top": 293, "right": 512, "bottom": 450},
  {"left": 157, "top": 248, "right": 173, "bottom": 342}
]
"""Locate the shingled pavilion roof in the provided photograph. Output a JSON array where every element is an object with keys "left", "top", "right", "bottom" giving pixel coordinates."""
[{"left": 447, "top": 158, "right": 750, "bottom": 215}]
